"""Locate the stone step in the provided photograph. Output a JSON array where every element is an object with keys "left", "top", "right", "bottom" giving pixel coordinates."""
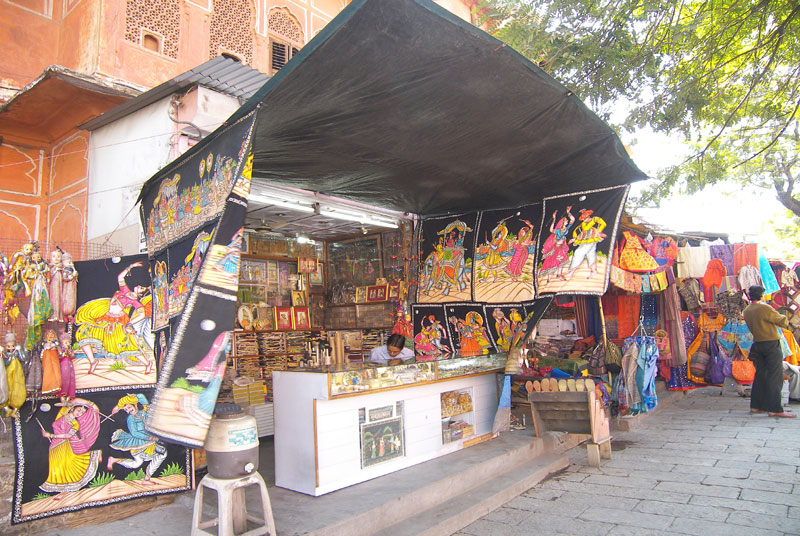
[
  {"left": 377, "top": 452, "right": 569, "bottom": 536},
  {"left": 297, "top": 430, "right": 579, "bottom": 536}
]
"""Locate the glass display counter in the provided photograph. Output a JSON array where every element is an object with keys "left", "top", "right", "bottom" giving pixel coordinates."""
[{"left": 318, "top": 353, "right": 506, "bottom": 397}]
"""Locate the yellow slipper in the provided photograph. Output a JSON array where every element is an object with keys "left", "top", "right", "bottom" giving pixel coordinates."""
[
  {"left": 566, "top": 378, "right": 576, "bottom": 392},
  {"left": 557, "top": 379, "right": 568, "bottom": 392}
]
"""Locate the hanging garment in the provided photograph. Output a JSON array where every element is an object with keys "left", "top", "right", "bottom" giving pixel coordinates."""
[
  {"left": 715, "top": 289, "right": 747, "bottom": 320},
  {"left": 780, "top": 328, "right": 800, "bottom": 366},
  {"left": 619, "top": 231, "right": 659, "bottom": 272},
  {"left": 663, "top": 284, "right": 688, "bottom": 366},
  {"left": 633, "top": 337, "right": 659, "bottom": 413},
  {"left": 758, "top": 254, "right": 780, "bottom": 295},
  {"left": 678, "top": 278, "right": 703, "bottom": 312},
  {"left": 738, "top": 264, "right": 762, "bottom": 292},
  {"left": 719, "top": 275, "right": 740, "bottom": 292},
  {"left": 676, "top": 247, "right": 711, "bottom": 278},
  {"left": 621, "top": 340, "right": 642, "bottom": 409},
  {"left": 780, "top": 268, "right": 798, "bottom": 289},
  {"left": 703, "top": 258, "right": 727, "bottom": 289},
  {"left": 640, "top": 294, "right": 658, "bottom": 336},
  {"left": 709, "top": 244, "right": 735, "bottom": 276},
  {"left": 649, "top": 237, "right": 679, "bottom": 267},
  {"left": 686, "top": 313, "right": 726, "bottom": 385},
  {"left": 718, "top": 318, "right": 754, "bottom": 357},
  {"left": 616, "top": 294, "right": 641, "bottom": 339},
  {"left": 732, "top": 243, "right": 758, "bottom": 273}
]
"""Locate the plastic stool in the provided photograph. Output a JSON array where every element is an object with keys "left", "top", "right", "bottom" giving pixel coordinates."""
[{"left": 191, "top": 472, "right": 276, "bottom": 536}]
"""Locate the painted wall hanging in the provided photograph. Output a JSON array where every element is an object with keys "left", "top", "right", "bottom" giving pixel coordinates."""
[
  {"left": 416, "top": 213, "right": 478, "bottom": 303},
  {"left": 139, "top": 111, "right": 257, "bottom": 447},
  {"left": 12, "top": 389, "right": 191, "bottom": 524},
  {"left": 473, "top": 204, "right": 542, "bottom": 303},
  {"left": 72, "top": 254, "right": 155, "bottom": 391},
  {"left": 535, "top": 185, "right": 629, "bottom": 296}
]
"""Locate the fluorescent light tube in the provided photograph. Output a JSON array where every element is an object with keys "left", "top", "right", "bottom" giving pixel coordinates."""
[{"left": 250, "top": 194, "right": 315, "bottom": 213}]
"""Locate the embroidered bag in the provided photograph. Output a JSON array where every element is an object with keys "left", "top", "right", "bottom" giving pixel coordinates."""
[
  {"left": 731, "top": 355, "right": 755, "bottom": 384},
  {"left": 587, "top": 343, "right": 607, "bottom": 375},
  {"left": 678, "top": 278, "right": 702, "bottom": 312},
  {"left": 715, "top": 290, "right": 746, "bottom": 319},
  {"left": 706, "top": 333, "right": 727, "bottom": 385},
  {"left": 605, "top": 340, "right": 623, "bottom": 374}
]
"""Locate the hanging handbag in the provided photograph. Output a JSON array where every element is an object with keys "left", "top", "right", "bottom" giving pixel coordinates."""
[
  {"left": 587, "top": 343, "right": 607, "bottom": 375},
  {"left": 706, "top": 333, "right": 727, "bottom": 385},
  {"left": 604, "top": 340, "right": 623, "bottom": 374},
  {"left": 731, "top": 351, "right": 756, "bottom": 384},
  {"left": 678, "top": 278, "right": 702, "bottom": 312}
]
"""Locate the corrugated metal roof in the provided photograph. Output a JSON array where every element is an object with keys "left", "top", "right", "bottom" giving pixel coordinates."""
[{"left": 80, "top": 56, "right": 269, "bottom": 131}]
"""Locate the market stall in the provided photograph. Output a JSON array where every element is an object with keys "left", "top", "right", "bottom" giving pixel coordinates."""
[{"left": 2, "top": 0, "right": 650, "bottom": 524}]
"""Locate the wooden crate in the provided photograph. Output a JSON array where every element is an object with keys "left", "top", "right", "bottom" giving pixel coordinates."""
[{"left": 528, "top": 390, "right": 611, "bottom": 467}]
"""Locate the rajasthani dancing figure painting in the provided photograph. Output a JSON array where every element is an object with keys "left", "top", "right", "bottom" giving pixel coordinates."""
[
  {"left": 411, "top": 304, "right": 453, "bottom": 360},
  {"left": 417, "top": 214, "right": 477, "bottom": 303},
  {"left": 536, "top": 186, "right": 629, "bottom": 296},
  {"left": 13, "top": 390, "right": 191, "bottom": 524},
  {"left": 444, "top": 305, "right": 494, "bottom": 357},
  {"left": 473, "top": 204, "right": 542, "bottom": 303},
  {"left": 71, "top": 255, "right": 156, "bottom": 390}
]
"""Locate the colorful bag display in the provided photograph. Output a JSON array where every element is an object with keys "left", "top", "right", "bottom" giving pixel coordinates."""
[{"left": 604, "top": 340, "right": 623, "bottom": 374}]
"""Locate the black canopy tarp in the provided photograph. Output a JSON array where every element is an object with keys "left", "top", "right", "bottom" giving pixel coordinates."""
[{"left": 140, "top": 0, "right": 645, "bottom": 217}]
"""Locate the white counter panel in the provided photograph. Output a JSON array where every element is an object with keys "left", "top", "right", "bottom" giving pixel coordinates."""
[{"left": 274, "top": 371, "right": 500, "bottom": 496}]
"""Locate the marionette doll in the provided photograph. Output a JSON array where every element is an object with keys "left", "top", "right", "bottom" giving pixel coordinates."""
[
  {"left": 2, "top": 332, "right": 27, "bottom": 417},
  {"left": 60, "top": 252, "right": 78, "bottom": 321},
  {"left": 57, "top": 331, "right": 76, "bottom": 401},
  {"left": 40, "top": 328, "right": 62, "bottom": 395},
  {"left": 25, "top": 246, "right": 53, "bottom": 351},
  {"left": 48, "top": 247, "right": 64, "bottom": 322}
]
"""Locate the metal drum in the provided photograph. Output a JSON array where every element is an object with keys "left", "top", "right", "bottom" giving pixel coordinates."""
[{"left": 204, "top": 403, "right": 260, "bottom": 479}]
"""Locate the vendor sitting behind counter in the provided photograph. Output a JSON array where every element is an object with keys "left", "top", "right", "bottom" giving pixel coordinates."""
[{"left": 368, "top": 334, "right": 415, "bottom": 366}]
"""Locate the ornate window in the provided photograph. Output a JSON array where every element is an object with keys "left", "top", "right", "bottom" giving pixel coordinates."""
[
  {"left": 124, "top": 0, "right": 180, "bottom": 59},
  {"left": 268, "top": 7, "right": 303, "bottom": 74},
  {"left": 209, "top": 0, "right": 254, "bottom": 65}
]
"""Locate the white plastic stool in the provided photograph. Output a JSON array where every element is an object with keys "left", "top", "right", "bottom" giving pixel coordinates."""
[{"left": 191, "top": 472, "right": 276, "bottom": 536}]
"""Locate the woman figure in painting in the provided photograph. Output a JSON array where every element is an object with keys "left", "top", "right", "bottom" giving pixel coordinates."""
[
  {"left": 505, "top": 220, "right": 536, "bottom": 281},
  {"left": 74, "top": 261, "right": 150, "bottom": 374},
  {"left": 492, "top": 308, "right": 513, "bottom": 352},
  {"left": 39, "top": 397, "right": 102, "bottom": 494},
  {"left": 480, "top": 219, "right": 509, "bottom": 283},
  {"left": 40, "top": 329, "right": 61, "bottom": 395},
  {"left": 58, "top": 332, "right": 76, "bottom": 400},
  {"left": 538, "top": 206, "right": 574, "bottom": 283},
  {"left": 449, "top": 316, "right": 482, "bottom": 357},
  {"left": 466, "top": 312, "right": 492, "bottom": 353}
]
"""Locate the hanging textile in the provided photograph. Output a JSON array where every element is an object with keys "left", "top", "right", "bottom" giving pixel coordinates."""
[
  {"left": 662, "top": 283, "right": 688, "bottom": 366},
  {"left": 616, "top": 294, "right": 641, "bottom": 339},
  {"left": 758, "top": 253, "right": 780, "bottom": 295},
  {"left": 620, "top": 335, "right": 659, "bottom": 415},
  {"left": 738, "top": 264, "right": 762, "bottom": 292},
  {"left": 715, "top": 290, "right": 747, "bottom": 320},
  {"left": 676, "top": 247, "right": 711, "bottom": 278},
  {"left": 535, "top": 185, "right": 629, "bottom": 296},
  {"left": 139, "top": 111, "right": 258, "bottom": 448},
  {"left": 709, "top": 244, "right": 735, "bottom": 276},
  {"left": 640, "top": 294, "right": 658, "bottom": 335},
  {"left": 618, "top": 231, "right": 659, "bottom": 272},
  {"left": 703, "top": 258, "right": 727, "bottom": 289},
  {"left": 733, "top": 243, "right": 759, "bottom": 273},
  {"left": 718, "top": 318, "right": 754, "bottom": 357}
]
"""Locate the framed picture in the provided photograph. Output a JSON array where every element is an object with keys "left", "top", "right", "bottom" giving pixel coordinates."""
[
  {"left": 274, "top": 306, "right": 293, "bottom": 330},
  {"left": 291, "top": 290, "right": 307, "bottom": 307},
  {"left": 266, "top": 261, "right": 278, "bottom": 283},
  {"left": 355, "top": 286, "right": 367, "bottom": 303},
  {"left": 326, "top": 235, "right": 383, "bottom": 287},
  {"left": 309, "top": 293, "right": 325, "bottom": 328},
  {"left": 237, "top": 305, "right": 254, "bottom": 330},
  {"left": 293, "top": 306, "right": 311, "bottom": 330},
  {"left": 360, "top": 417, "right": 404, "bottom": 468},
  {"left": 367, "top": 284, "right": 387, "bottom": 302},
  {"left": 387, "top": 281, "right": 401, "bottom": 300},
  {"left": 309, "top": 262, "right": 324, "bottom": 286},
  {"left": 253, "top": 303, "right": 274, "bottom": 330},
  {"left": 298, "top": 257, "right": 317, "bottom": 274}
]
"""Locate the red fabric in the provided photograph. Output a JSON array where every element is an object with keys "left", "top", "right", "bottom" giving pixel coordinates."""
[
  {"left": 601, "top": 293, "right": 619, "bottom": 315},
  {"left": 733, "top": 243, "right": 758, "bottom": 273},
  {"left": 703, "top": 258, "right": 727, "bottom": 288},
  {"left": 616, "top": 294, "right": 641, "bottom": 339}
]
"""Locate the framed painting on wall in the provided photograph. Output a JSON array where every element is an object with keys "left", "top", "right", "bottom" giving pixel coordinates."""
[
  {"left": 355, "top": 286, "right": 367, "bottom": 304},
  {"left": 291, "top": 290, "right": 307, "bottom": 307},
  {"left": 309, "top": 262, "right": 324, "bottom": 286},
  {"left": 298, "top": 257, "right": 317, "bottom": 274}
]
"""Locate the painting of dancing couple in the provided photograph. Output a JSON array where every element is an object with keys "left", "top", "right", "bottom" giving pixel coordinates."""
[
  {"left": 12, "top": 390, "right": 191, "bottom": 523},
  {"left": 536, "top": 186, "right": 629, "bottom": 296}
]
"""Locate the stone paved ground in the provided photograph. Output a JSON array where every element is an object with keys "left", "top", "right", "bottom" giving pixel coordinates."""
[{"left": 456, "top": 387, "right": 800, "bottom": 536}]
